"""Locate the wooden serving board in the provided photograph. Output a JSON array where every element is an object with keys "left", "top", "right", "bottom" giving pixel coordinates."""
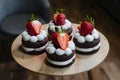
[{"left": 11, "top": 24, "right": 109, "bottom": 76}]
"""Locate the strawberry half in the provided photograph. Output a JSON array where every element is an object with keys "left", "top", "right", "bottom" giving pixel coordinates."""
[
  {"left": 26, "top": 14, "right": 42, "bottom": 36},
  {"left": 57, "top": 33, "right": 69, "bottom": 50}
]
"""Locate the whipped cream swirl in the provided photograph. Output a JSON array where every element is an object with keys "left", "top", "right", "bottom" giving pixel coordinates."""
[
  {"left": 74, "top": 29, "right": 99, "bottom": 43},
  {"left": 49, "top": 19, "right": 72, "bottom": 32},
  {"left": 22, "top": 30, "right": 47, "bottom": 43},
  {"left": 46, "top": 41, "right": 75, "bottom": 56}
]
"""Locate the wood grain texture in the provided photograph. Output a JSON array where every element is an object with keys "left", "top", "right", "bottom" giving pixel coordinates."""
[
  {"left": 11, "top": 24, "right": 109, "bottom": 76},
  {"left": 101, "top": 62, "right": 120, "bottom": 80},
  {"left": 89, "top": 62, "right": 120, "bottom": 80}
]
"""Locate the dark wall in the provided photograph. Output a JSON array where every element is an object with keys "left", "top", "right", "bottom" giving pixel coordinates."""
[{"left": 97, "top": 0, "right": 120, "bottom": 24}]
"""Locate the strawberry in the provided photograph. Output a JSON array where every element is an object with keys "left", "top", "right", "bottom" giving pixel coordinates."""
[
  {"left": 53, "top": 9, "right": 66, "bottom": 25},
  {"left": 77, "top": 26, "right": 81, "bottom": 30},
  {"left": 80, "top": 21, "right": 94, "bottom": 36},
  {"left": 26, "top": 14, "right": 42, "bottom": 36},
  {"left": 51, "top": 32, "right": 60, "bottom": 48},
  {"left": 79, "top": 15, "right": 94, "bottom": 36},
  {"left": 51, "top": 32, "right": 69, "bottom": 50},
  {"left": 57, "top": 33, "right": 69, "bottom": 50}
]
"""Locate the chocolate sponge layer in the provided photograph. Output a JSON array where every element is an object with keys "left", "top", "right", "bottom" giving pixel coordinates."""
[
  {"left": 73, "top": 38, "right": 100, "bottom": 48},
  {"left": 22, "top": 37, "right": 48, "bottom": 48},
  {"left": 45, "top": 59, "right": 75, "bottom": 68},
  {"left": 46, "top": 50, "right": 75, "bottom": 61},
  {"left": 76, "top": 48, "right": 100, "bottom": 55}
]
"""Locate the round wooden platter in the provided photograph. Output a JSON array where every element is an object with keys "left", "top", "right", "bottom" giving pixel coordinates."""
[{"left": 11, "top": 24, "right": 109, "bottom": 76}]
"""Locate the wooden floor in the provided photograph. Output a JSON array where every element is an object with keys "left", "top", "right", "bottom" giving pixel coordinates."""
[{"left": 0, "top": 0, "right": 120, "bottom": 80}]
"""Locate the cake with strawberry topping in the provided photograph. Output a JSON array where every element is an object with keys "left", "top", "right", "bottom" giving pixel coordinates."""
[
  {"left": 73, "top": 16, "right": 100, "bottom": 54},
  {"left": 21, "top": 14, "right": 48, "bottom": 55},
  {"left": 46, "top": 32, "right": 76, "bottom": 68},
  {"left": 48, "top": 9, "right": 73, "bottom": 39}
]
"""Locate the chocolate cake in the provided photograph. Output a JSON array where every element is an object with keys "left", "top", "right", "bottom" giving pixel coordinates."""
[
  {"left": 73, "top": 16, "right": 100, "bottom": 54},
  {"left": 46, "top": 32, "right": 76, "bottom": 68},
  {"left": 21, "top": 14, "right": 48, "bottom": 55},
  {"left": 22, "top": 30, "right": 48, "bottom": 55},
  {"left": 48, "top": 9, "right": 73, "bottom": 39}
]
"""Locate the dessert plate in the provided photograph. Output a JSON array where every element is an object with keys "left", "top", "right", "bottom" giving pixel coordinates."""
[{"left": 11, "top": 24, "right": 109, "bottom": 76}]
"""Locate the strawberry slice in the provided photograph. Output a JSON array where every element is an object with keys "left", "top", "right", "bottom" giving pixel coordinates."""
[
  {"left": 57, "top": 33, "right": 69, "bottom": 50},
  {"left": 26, "top": 14, "right": 42, "bottom": 36},
  {"left": 26, "top": 20, "right": 41, "bottom": 36}
]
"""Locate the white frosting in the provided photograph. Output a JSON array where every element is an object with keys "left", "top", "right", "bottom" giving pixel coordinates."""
[
  {"left": 92, "top": 29, "right": 99, "bottom": 39},
  {"left": 76, "top": 43, "right": 100, "bottom": 52},
  {"left": 37, "top": 35, "right": 44, "bottom": 41},
  {"left": 77, "top": 36, "right": 85, "bottom": 43},
  {"left": 85, "top": 35, "right": 94, "bottom": 42},
  {"left": 29, "top": 36, "right": 38, "bottom": 43},
  {"left": 22, "top": 35, "right": 30, "bottom": 41},
  {"left": 21, "top": 30, "right": 47, "bottom": 43},
  {"left": 46, "top": 47, "right": 56, "bottom": 54},
  {"left": 65, "top": 48, "right": 72, "bottom": 56},
  {"left": 41, "top": 30, "right": 47, "bottom": 37},
  {"left": 22, "top": 43, "right": 48, "bottom": 52},
  {"left": 46, "top": 41, "right": 75, "bottom": 56},
  {"left": 74, "top": 29, "right": 99, "bottom": 43},
  {"left": 22, "top": 31, "right": 28, "bottom": 36},
  {"left": 56, "top": 49, "right": 64, "bottom": 56},
  {"left": 68, "top": 41, "right": 75, "bottom": 50},
  {"left": 47, "top": 54, "right": 75, "bottom": 66},
  {"left": 74, "top": 32, "right": 80, "bottom": 39},
  {"left": 47, "top": 42, "right": 54, "bottom": 47},
  {"left": 49, "top": 19, "right": 72, "bottom": 32}
]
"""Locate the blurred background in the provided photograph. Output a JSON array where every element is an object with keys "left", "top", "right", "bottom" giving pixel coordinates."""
[{"left": 0, "top": 0, "right": 120, "bottom": 80}]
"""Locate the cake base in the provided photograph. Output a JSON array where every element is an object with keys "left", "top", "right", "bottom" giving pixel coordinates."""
[
  {"left": 19, "top": 45, "right": 46, "bottom": 55},
  {"left": 23, "top": 49, "right": 46, "bottom": 55},
  {"left": 11, "top": 24, "right": 109, "bottom": 76},
  {"left": 45, "top": 59, "right": 75, "bottom": 68},
  {"left": 76, "top": 48, "right": 100, "bottom": 55}
]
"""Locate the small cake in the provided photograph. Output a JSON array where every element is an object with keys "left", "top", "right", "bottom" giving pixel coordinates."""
[
  {"left": 48, "top": 9, "right": 73, "bottom": 39},
  {"left": 73, "top": 16, "right": 100, "bottom": 54},
  {"left": 46, "top": 32, "right": 76, "bottom": 68},
  {"left": 21, "top": 14, "right": 48, "bottom": 55}
]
